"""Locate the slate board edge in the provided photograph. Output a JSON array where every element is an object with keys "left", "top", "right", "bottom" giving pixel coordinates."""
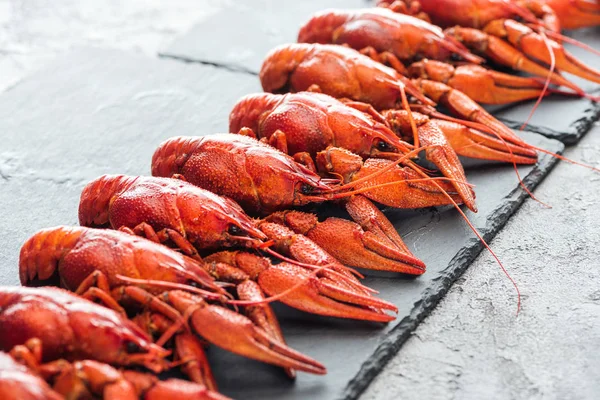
[
  {"left": 499, "top": 100, "right": 600, "bottom": 145},
  {"left": 340, "top": 142, "right": 565, "bottom": 400},
  {"left": 158, "top": 52, "right": 259, "bottom": 76}
]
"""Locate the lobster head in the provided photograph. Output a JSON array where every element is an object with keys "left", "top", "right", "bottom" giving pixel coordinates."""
[
  {"left": 152, "top": 135, "right": 336, "bottom": 216},
  {"left": 175, "top": 183, "right": 269, "bottom": 249},
  {"left": 0, "top": 287, "right": 170, "bottom": 373},
  {"left": 62, "top": 293, "right": 170, "bottom": 372}
]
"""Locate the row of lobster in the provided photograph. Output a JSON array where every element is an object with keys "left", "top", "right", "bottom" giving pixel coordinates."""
[{"left": 2, "top": 0, "right": 598, "bottom": 398}]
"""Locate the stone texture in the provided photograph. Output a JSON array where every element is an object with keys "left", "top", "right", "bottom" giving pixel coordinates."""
[
  {"left": 0, "top": 0, "right": 221, "bottom": 92},
  {"left": 161, "top": 0, "right": 371, "bottom": 74},
  {"left": 361, "top": 123, "right": 600, "bottom": 400},
  {"left": 0, "top": 47, "right": 563, "bottom": 399},
  {"left": 488, "top": 96, "right": 600, "bottom": 145}
]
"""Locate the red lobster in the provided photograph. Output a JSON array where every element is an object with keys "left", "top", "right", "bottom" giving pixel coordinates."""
[
  {"left": 297, "top": 7, "right": 559, "bottom": 104},
  {"left": 0, "top": 286, "right": 169, "bottom": 372},
  {"left": 386, "top": 0, "right": 600, "bottom": 89},
  {"left": 8, "top": 339, "right": 228, "bottom": 400},
  {"left": 259, "top": 43, "right": 533, "bottom": 159},
  {"left": 19, "top": 226, "right": 327, "bottom": 378},
  {"left": 229, "top": 92, "right": 536, "bottom": 212},
  {"left": 151, "top": 134, "right": 468, "bottom": 273}
]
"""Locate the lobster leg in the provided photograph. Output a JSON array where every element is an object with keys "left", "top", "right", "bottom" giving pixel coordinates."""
[
  {"left": 126, "top": 222, "right": 203, "bottom": 262},
  {"left": 267, "top": 209, "right": 425, "bottom": 274},
  {"left": 174, "top": 334, "right": 218, "bottom": 390},
  {"left": 408, "top": 60, "right": 550, "bottom": 104},
  {"left": 382, "top": 109, "right": 476, "bottom": 211},
  {"left": 432, "top": 119, "right": 539, "bottom": 164},
  {"left": 73, "top": 271, "right": 127, "bottom": 316},
  {"left": 132, "top": 312, "right": 217, "bottom": 390},
  {"left": 48, "top": 359, "right": 138, "bottom": 400},
  {"left": 164, "top": 291, "right": 327, "bottom": 375},
  {"left": 485, "top": 19, "right": 600, "bottom": 85},
  {"left": 203, "top": 251, "right": 296, "bottom": 379}
]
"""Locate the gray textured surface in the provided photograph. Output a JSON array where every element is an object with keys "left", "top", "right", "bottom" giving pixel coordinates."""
[
  {"left": 361, "top": 123, "right": 600, "bottom": 400},
  {"left": 0, "top": 47, "right": 563, "bottom": 399},
  {"left": 161, "top": 0, "right": 371, "bottom": 73},
  {"left": 0, "top": 0, "right": 222, "bottom": 92},
  {"left": 0, "top": 48, "right": 260, "bottom": 288}
]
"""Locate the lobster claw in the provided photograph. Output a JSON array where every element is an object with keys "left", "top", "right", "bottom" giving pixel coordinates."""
[
  {"left": 444, "top": 26, "right": 587, "bottom": 93},
  {"left": 258, "top": 262, "right": 397, "bottom": 322},
  {"left": 266, "top": 210, "right": 425, "bottom": 275},
  {"left": 545, "top": 0, "right": 600, "bottom": 30},
  {"left": 432, "top": 119, "right": 538, "bottom": 164},
  {"left": 484, "top": 19, "right": 600, "bottom": 86},
  {"left": 413, "top": 79, "right": 529, "bottom": 147},
  {"left": 316, "top": 146, "right": 464, "bottom": 209},
  {"left": 165, "top": 291, "right": 327, "bottom": 375},
  {"left": 381, "top": 109, "right": 476, "bottom": 211},
  {"left": 408, "top": 60, "right": 549, "bottom": 105}
]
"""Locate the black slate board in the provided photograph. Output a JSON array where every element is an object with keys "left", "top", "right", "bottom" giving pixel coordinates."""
[
  {"left": 161, "top": 2, "right": 599, "bottom": 145},
  {"left": 160, "top": 0, "right": 372, "bottom": 74},
  {"left": 0, "top": 48, "right": 564, "bottom": 399}
]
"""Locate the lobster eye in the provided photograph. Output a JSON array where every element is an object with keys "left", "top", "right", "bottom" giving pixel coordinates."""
[
  {"left": 450, "top": 53, "right": 462, "bottom": 62},
  {"left": 377, "top": 141, "right": 391, "bottom": 151},
  {"left": 228, "top": 225, "right": 243, "bottom": 235},
  {"left": 125, "top": 341, "right": 143, "bottom": 354},
  {"left": 300, "top": 183, "right": 314, "bottom": 195}
]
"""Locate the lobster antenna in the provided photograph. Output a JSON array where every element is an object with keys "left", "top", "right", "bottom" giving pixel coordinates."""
[
  {"left": 520, "top": 29, "right": 556, "bottom": 133},
  {"left": 399, "top": 84, "right": 421, "bottom": 149},
  {"left": 261, "top": 246, "right": 372, "bottom": 293},
  {"left": 327, "top": 177, "right": 474, "bottom": 199},
  {"left": 398, "top": 144, "right": 523, "bottom": 314},
  {"left": 115, "top": 275, "right": 227, "bottom": 300}
]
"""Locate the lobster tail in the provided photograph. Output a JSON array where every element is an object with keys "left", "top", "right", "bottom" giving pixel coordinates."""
[
  {"left": 78, "top": 174, "right": 138, "bottom": 227},
  {"left": 229, "top": 93, "right": 282, "bottom": 133},
  {"left": 297, "top": 9, "right": 353, "bottom": 44},
  {"left": 19, "top": 226, "right": 84, "bottom": 286},
  {"left": 260, "top": 44, "right": 314, "bottom": 93}
]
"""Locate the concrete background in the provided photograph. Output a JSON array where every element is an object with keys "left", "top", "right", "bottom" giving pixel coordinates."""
[{"left": 1, "top": 1, "right": 599, "bottom": 399}]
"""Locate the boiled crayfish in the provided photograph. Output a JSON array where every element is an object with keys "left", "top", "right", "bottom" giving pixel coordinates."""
[
  {"left": 151, "top": 134, "right": 468, "bottom": 274},
  {"left": 78, "top": 174, "right": 400, "bottom": 316},
  {"left": 19, "top": 226, "right": 329, "bottom": 378},
  {"left": 259, "top": 43, "right": 533, "bottom": 161},
  {"left": 297, "top": 7, "right": 562, "bottom": 103},
  {"left": 383, "top": 0, "right": 600, "bottom": 90}
]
